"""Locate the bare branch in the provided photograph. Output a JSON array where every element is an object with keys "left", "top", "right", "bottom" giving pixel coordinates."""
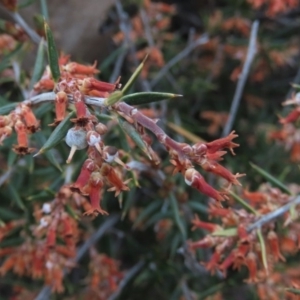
[
  {"left": 150, "top": 34, "right": 209, "bottom": 88},
  {"left": 248, "top": 195, "right": 300, "bottom": 232},
  {"left": 222, "top": 20, "right": 259, "bottom": 137},
  {"left": 34, "top": 215, "right": 119, "bottom": 300},
  {"left": 0, "top": 5, "right": 42, "bottom": 45},
  {"left": 108, "top": 260, "right": 145, "bottom": 300}
]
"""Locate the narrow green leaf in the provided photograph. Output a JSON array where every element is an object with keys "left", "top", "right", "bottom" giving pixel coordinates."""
[
  {"left": 0, "top": 237, "right": 24, "bottom": 248},
  {"left": 33, "top": 14, "right": 45, "bottom": 34},
  {"left": 118, "top": 117, "right": 150, "bottom": 158},
  {"left": 249, "top": 162, "right": 292, "bottom": 195},
  {"left": 133, "top": 201, "right": 161, "bottom": 229},
  {"left": 121, "top": 92, "right": 182, "bottom": 106},
  {"left": 65, "top": 204, "right": 79, "bottom": 220},
  {"left": 35, "top": 111, "right": 75, "bottom": 155},
  {"left": 188, "top": 201, "right": 207, "bottom": 214},
  {"left": 121, "top": 187, "right": 136, "bottom": 220},
  {"left": 212, "top": 227, "right": 237, "bottom": 237},
  {"left": 105, "top": 90, "right": 123, "bottom": 106},
  {"left": 44, "top": 22, "right": 60, "bottom": 82},
  {"left": 170, "top": 193, "right": 187, "bottom": 240},
  {"left": 257, "top": 229, "right": 268, "bottom": 273},
  {"left": 34, "top": 132, "right": 63, "bottom": 172},
  {"left": 0, "top": 207, "right": 20, "bottom": 220},
  {"left": 7, "top": 151, "right": 17, "bottom": 166},
  {"left": 228, "top": 190, "right": 259, "bottom": 216},
  {"left": 0, "top": 102, "right": 18, "bottom": 115},
  {"left": 100, "top": 45, "right": 127, "bottom": 71},
  {"left": 30, "top": 38, "right": 45, "bottom": 89},
  {"left": 285, "top": 288, "right": 300, "bottom": 295},
  {"left": 7, "top": 183, "right": 25, "bottom": 210},
  {"left": 122, "top": 55, "right": 148, "bottom": 94},
  {"left": 40, "top": 0, "right": 49, "bottom": 21},
  {"left": 170, "top": 233, "right": 181, "bottom": 258},
  {"left": 144, "top": 211, "right": 172, "bottom": 228},
  {"left": 18, "top": 0, "right": 37, "bottom": 9},
  {"left": 0, "top": 43, "right": 23, "bottom": 73}
]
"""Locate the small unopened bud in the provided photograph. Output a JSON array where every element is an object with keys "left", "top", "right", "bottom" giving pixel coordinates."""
[
  {"left": 103, "top": 146, "right": 118, "bottom": 163},
  {"left": 42, "top": 203, "right": 51, "bottom": 214},
  {"left": 95, "top": 123, "right": 108, "bottom": 135},
  {"left": 65, "top": 128, "right": 88, "bottom": 163},
  {"left": 87, "top": 131, "right": 102, "bottom": 153}
]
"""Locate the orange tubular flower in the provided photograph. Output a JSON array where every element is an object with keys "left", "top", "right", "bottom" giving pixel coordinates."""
[
  {"left": 13, "top": 120, "right": 34, "bottom": 155},
  {"left": 85, "top": 89, "right": 109, "bottom": 97},
  {"left": 100, "top": 164, "right": 130, "bottom": 196},
  {"left": 58, "top": 54, "right": 70, "bottom": 66},
  {"left": 81, "top": 78, "right": 117, "bottom": 93},
  {"left": 268, "top": 231, "right": 286, "bottom": 262},
  {"left": 184, "top": 168, "right": 224, "bottom": 201},
  {"left": 0, "top": 0, "right": 17, "bottom": 11},
  {"left": 201, "top": 160, "right": 244, "bottom": 185},
  {"left": 71, "top": 91, "right": 90, "bottom": 127},
  {"left": 204, "top": 250, "right": 221, "bottom": 275},
  {"left": 34, "top": 78, "right": 55, "bottom": 92},
  {"left": 279, "top": 108, "right": 300, "bottom": 124},
  {"left": 70, "top": 159, "right": 96, "bottom": 193},
  {"left": 21, "top": 104, "right": 40, "bottom": 133},
  {"left": 64, "top": 61, "right": 99, "bottom": 76},
  {"left": 219, "top": 251, "right": 235, "bottom": 276},
  {"left": 245, "top": 252, "right": 258, "bottom": 283},
  {"left": 84, "top": 172, "right": 108, "bottom": 216},
  {"left": 191, "top": 215, "right": 221, "bottom": 232},
  {"left": 50, "top": 91, "right": 68, "bottom": 126},
  {"left": 188, "top": 236, "right": 217, "bottom": 250},
  {"left": 46, "top": 227, "right": 56, "bottom": 249}
]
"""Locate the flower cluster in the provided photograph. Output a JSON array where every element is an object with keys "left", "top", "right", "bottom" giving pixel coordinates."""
[
  {"left": 189, "top": 182, "right": 300, "bottom": 298},
  {"left": 248, "top": 0, "right": 299, "bottom": 17},
  {"left": 270, "top": 92, "right": 300, "bottom": 162}
]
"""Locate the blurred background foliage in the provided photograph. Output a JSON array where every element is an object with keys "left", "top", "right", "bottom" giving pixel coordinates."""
[{"left": 1, "top": 0, "right": 300, "bottom": 299}]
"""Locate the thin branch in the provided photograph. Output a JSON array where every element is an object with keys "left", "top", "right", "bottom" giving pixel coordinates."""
[
  {"left": 110, "top": 47, "right": 128, "bottom": 83},
  {"left": 181, "top": 278, "right": 194, "bottom": 300},
  {"left": 0, "top": 5, "right": 42, "bottom": 44},
  {"left": 150, "top": 34, "right": 209, "bottom": 88},
  {"left": 34, "top": 215, "right": 119, "bottom": 300},
  {"left": 222, "top": 20, "right": 259, "bottom": 137},
  {"left": 108, "top": 260, "right": 145, "bottom": 300},
  {"left": 247, "top": 195, "right": 300, "bottom": 232},
  {"left": 115, "top": 0, "right": 151, "bottom": 92}
]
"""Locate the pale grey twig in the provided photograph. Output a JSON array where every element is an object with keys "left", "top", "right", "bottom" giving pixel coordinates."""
[
  {"left": 150, "top": 34, "right": 209, "bottom": 88},
  {"left": 0, "top": 6, "right": 42, "bottom": 45},
  {"left": 108, "top": 260, "right": 145, "bottom": 300},
  {"left": 222, "top": 20, "right": 259, "bottom": 137},
  {"left": 0, "top": 167, "right": 14, "bottom": 187},
  {"left": 247, "top": 195, "right": 300, "bottom": 232},
  {"left": 140, "top": 8, "right": 155, "bottom": 47},
  {"left": 34, "top": 215, "right": 119, "bottom": 300},
  {"left": 181, "top": 278, "right": 193, "bottom": 300},
  {"left": 110, "top": 46, "right": 128, "bottom": 83}
]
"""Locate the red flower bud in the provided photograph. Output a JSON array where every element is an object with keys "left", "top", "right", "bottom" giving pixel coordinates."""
[
  {"left": 50, "top": 91, "right": 68, "bottom": 126},
  {"left": 202, "top": 161, "right": 244, "bottom": 185},
  {"left": 64, "top": 61, "right": 99, "bottom": 76},
  {"left": 184, "top": 168, "right": 224, "bottom": 201},
  {"left": 101, "top": 164, "right": 130, "bottom": 196},
  {"left": 267, "top": 231, "right": 285, "bottom": 262},
  {"left": 205, "top": 131, "right": 239, "bottom": 155},
  {"left": 70, "top": 159, "right": 96, "bottom": 193}
]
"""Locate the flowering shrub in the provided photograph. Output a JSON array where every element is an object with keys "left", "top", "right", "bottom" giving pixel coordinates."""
[{"left": 1, "top": 0, "right": 300, "bottom": 299}]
